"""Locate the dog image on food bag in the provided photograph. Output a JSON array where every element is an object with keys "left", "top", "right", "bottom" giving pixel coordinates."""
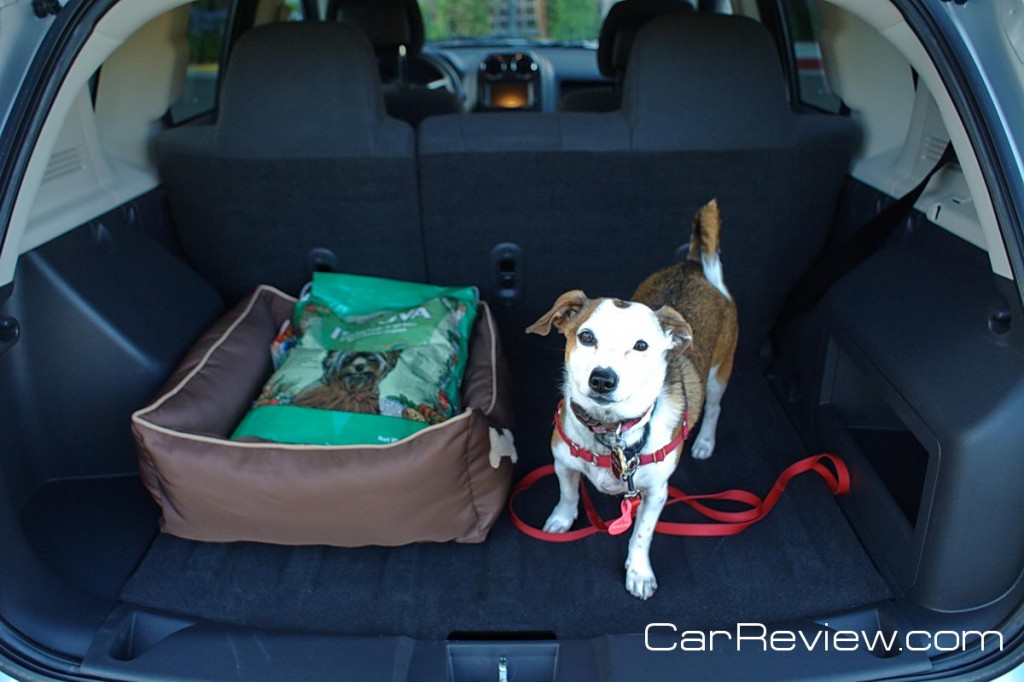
[
  {"left": 291, "top": 350, "right": 402, "bottom": 414},
  {"left": 526, "top": 199, "right": 738, "bottom": 599}
]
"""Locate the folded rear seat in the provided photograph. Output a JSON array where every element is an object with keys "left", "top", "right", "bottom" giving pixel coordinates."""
[
  {"left": 418, "top": 13, "right": 857, "bottom": 363},
  {"left": 154, "top": 22, "right": 424, "bottom": 303}
]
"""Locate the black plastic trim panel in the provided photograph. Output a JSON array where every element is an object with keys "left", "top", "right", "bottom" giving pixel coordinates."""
[{"left": 80, "top": 605, "right": 934, "bottom": 682}]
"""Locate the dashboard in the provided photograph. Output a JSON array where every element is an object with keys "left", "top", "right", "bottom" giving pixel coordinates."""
[
  {"left": 422, "top": 45, "right": 610, "bottom": 113},
  {"left": 478, "top": 53, "right": 541, "bottom": 111}
]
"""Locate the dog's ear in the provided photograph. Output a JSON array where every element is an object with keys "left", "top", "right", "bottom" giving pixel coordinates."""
[
  {"left": 655, "top": 306, "right": 693, "bottom": 353},
  {"left": 526, "top": 290, "right": 589, "bottom": 336},
  {"left": 322, "top": 350, "right": 344, "bottom": 372},
  {"left": 381, "top": 350, "right": 402, "bottom": 373}
]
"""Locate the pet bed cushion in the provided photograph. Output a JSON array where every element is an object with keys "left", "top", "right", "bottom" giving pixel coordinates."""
[{"left": 132, "top": 285, "right": 513, "bottom": 547}]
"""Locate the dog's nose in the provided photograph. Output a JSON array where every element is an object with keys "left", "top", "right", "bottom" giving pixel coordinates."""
[{"left": 589, "top": 367, "right": 618, "bottom": 394}]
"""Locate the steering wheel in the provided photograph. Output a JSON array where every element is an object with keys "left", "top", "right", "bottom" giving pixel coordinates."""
[{"left": 407, "top": 52, "right": 467, "bottom": 103}]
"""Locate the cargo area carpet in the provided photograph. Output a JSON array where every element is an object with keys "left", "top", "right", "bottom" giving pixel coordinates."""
[{"left": 119, "top": 371, "right": 892, "bottom": 638}]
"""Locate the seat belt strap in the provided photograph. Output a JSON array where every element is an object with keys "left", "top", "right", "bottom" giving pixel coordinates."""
[{"left": 783, "top": 142, "right": 955, "bottom": 318}]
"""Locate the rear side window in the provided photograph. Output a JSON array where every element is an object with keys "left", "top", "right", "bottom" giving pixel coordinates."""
[
  {"left": 782, "top": 0, "right": 843, "bottom": 113},
  {"left": 169, "top": 0, "right": 304, "bottom": 124},
  {"left": 169, "top": 0, "right": 232, "bottom": 123}
]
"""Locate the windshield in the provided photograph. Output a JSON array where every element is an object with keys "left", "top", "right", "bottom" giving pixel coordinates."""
[{"left": 423, "top": 0, "right": 611, "bottom": 45}]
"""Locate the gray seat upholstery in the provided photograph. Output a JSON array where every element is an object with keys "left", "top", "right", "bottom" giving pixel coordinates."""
[
  {"left": 622, "top": 13, "right": 796, "bottom": 150},
  {"left": 420, "top": 13, "right": 857, "bottom": 363},
  {"left": 559, "top": 0, "right": 692, "bottom": 112},
  {"left": 154, "top": 22, "right": 424, "bottom": 302},
  {"left": 330, "top": 0, "right": 463, "bottom": 126}
]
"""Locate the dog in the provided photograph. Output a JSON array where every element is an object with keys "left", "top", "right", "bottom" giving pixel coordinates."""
[
  {"left": 526, "top": 199, "right": 738, "bottom": 599},
  {"left": 292, "top": 350, "right": 401, "bottom": 413}
]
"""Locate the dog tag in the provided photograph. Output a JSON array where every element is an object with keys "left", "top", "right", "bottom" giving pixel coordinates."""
[
  {"left": 608, "top": 497, "right": 641, "bottom": 535},
  {"left": 611, "top": 446, "right": 626, "bottom": 479},
  {"left": 612, "top": 446, "right": 640, "bottom": 483}
]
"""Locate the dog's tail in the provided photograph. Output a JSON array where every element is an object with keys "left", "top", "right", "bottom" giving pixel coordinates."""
[
  {"left": 687, "top": 198, "right": 722, "bottom": 260},
  {"left": 688, "top": 199, "right": 731, "bottom": 299}
]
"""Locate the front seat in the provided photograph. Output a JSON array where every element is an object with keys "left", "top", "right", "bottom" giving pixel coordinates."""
[
  {"left": 559, "top": 0, "right": 692, "bottom": 112},
  {"left": 329, "top": 0, "right": 463, "bottom": 126}
]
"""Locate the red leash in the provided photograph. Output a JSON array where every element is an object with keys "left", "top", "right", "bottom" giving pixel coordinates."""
[{"left": 508, "top": 453, "right": 849, "bottom": 541}]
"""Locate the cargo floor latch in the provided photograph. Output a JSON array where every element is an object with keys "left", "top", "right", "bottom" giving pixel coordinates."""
[{"left": 0, "top": 315, "right": 20, "bottom": 358}]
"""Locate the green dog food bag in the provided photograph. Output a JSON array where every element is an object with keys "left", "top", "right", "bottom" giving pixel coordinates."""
[{"left": 232, "top": 273, "right": 478, "bottom": 446}]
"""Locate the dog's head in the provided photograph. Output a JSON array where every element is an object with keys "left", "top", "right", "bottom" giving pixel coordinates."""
[
  {"left": 527, "top": 290, "right": 693, "bottom": 419},
  {"left": 321, "top": 350, "right": 400, "bottom": 393}
]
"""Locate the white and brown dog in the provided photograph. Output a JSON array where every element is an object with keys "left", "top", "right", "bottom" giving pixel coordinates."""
[{"left": 526, "top": 199, "right": 738, "bottom": 599}]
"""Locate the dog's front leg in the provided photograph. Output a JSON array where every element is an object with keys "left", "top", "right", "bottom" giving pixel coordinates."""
[
  {"left": 543, "top": 458, "right": 581, "bottom": 533},
  {"left": 624, "top": 482, "right": 668, "bottom": 600}
]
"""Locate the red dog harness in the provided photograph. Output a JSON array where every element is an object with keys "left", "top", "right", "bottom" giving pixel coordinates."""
[
  {"left": 555, "top": 400, "right": 690, "bottom": 471},
  {"left": 509, "top": 402, "right": 850, "bottom": 540}
]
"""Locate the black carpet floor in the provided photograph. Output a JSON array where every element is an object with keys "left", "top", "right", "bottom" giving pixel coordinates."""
[{"left": 119, "top": 370, "right": 891, "bottom": 639}]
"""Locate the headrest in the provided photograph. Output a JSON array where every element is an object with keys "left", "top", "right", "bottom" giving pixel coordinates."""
[
  {"left": 622, "top": 13, "right": 795, "bottom": 150},
  {"left": 216, "top": 23, "right": 392, "bottom": 157},
  {"left": 331, "top": 0, "right": 425, "bottom": 57},
  {"left": 597, "top": 0, "right": 693, "bottom": 79}
]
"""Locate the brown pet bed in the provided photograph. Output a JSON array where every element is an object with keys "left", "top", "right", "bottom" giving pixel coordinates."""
[{"left": 132, "top": 285, "right": 514, "bottom": 547}]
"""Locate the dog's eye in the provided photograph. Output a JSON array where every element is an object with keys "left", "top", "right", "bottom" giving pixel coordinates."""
[
  {"left": 578, "top": 330, "right": 596, "bottom": 346},
  {"left": 633, "top": 340, "right": 649, "bottom": 352}
]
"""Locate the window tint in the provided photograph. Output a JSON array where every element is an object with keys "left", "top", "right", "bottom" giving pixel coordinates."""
[
  {"left": 169, "top": 0, "right": 304, "bottom": 124},
  {"left": 169, "top": 0, "right": 231, "bottom": 123},
  {"left": 783, "top": 0, "right": 843, "bottom": 113},
  {"left": 422, "top": 0, "right": 617, "bottom": 43},
  {"left": 254, "top": 0, "right": 304, "bottom": 25}
]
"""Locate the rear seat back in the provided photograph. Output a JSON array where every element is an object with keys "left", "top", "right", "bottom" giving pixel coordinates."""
[
  {"left": 418, "top": 13, "right": 856, "bottom": 362},
  {"left": 154, "top": 22, "right": 424, "bottom": 303}
]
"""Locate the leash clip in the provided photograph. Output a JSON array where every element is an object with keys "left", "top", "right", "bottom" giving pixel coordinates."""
[
  {"left": 611, "top": 444, "right": 636, "bottom": 484},
  {"left": 611, "top": 423, "right": 639, "bottom": 485},
  {"left": 619, "top": 449, "right": 638, "bottom": 482}
]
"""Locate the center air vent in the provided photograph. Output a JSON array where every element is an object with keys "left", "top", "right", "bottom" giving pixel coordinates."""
[
  {"left": 480, "top": 54, "right": 537, "bottom": 80},
  {"left": 510, "top": 54, "right": 536, "bottom": 79},
  {"left": 481, "top": 55, "right": 506, "bottom": 79}
]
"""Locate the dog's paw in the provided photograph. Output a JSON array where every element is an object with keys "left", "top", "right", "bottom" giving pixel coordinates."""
[
  {"left": 542, "top": 503, "right": 578, "bottom": 533},
  {"left": 691, "top": 435, "right": 716, "bottom": 460},
  {"left": 625, "top": 565, "right": 658, "bottom": 600}
]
